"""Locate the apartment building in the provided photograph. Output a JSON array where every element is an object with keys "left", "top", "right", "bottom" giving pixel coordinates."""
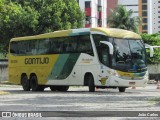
[
  {"left": 138, "top": 0, "right": 147, "bottom": 33},
  {"left": 118, "top": 0, "right": 139, "bottom": 17},
  {"left": 77, "top": 0, "right": 107, "bottom": 28},
  {"left": 77, "top": 0, "right": 160, "bottom": 34},
  {"left": 107, "top": 0, "right": 118, "bottom": 17},
  {"left": 118, "top": 0, "right": 160, "bottom": 34},
  {"left": 147, "top": 0, "right": 160, "bottom": 34}
]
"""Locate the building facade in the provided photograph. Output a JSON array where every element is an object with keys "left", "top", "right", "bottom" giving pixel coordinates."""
[
  {"left": 147, "top": 0, "right": 160, "bottom": 34},
  {"left": 118, "top": 0, "right": 139, "bottom": 17},
  {"left": 107, "top": 0, "right": 118, "bottom": 17},
  {"left": 77, "top": 0, "right": 107, "bottom": 28},
  {"left": 77, "top": 0, "right": 160, "bottom": 34},
  {"left": 119, "top": 0, "right": 160, "bottom": 34}
]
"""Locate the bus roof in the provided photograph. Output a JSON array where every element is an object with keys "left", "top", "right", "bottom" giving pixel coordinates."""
[
  {"left": 91, "top": 28, "right": 141, "bottom": 39},
  {"left": 10, "top": 27, "right": 141, "bottom": 42}
]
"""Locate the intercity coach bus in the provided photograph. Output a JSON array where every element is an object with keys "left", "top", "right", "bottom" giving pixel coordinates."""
[{"left": 8, "top": 27, "right": 149, "bottom": 92}]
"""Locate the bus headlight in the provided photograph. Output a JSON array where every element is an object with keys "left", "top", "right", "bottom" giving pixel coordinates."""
[{"left": 108, "top": 70, "right": 120, "bottom": 77}]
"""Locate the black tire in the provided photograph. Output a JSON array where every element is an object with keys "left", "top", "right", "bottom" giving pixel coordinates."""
[
  {"left": 88, "top": 75, "right": 95, "bottom": 92},
  {"left": 50, "top": 86, "right": 57, "bottom": 91},
  {"left": 38, "top": 86, "right": 45, "bottom": 91},
  {"left": 30, "top": 75, "right": 42, "bottom": 91},
  {"left": 21, "top": 75, "right": 30, "bottom": 91},
  {"left": 118, "top": 87, "right": 126, "bottom": 92},
  {"left": 55, "top": 86, "right": 69, "bottom": 91}
]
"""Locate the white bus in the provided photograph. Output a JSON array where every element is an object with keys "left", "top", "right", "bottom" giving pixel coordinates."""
[{"left": 9, "top": 27, "right": 149, "bottom": 92}]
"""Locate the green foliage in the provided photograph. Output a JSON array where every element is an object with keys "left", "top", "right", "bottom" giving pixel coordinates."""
[
  {"left": 108, "top": 5, "right": 141, "bottom": 33},
  {"left": 141, "top": 33, "right": 160, "bottom": 64},
  {"left": 0, "top": 0, "right": 84, "bottom": 55},
  {"left": 0, "top": 1, "right": 39, "bottom": 55}
]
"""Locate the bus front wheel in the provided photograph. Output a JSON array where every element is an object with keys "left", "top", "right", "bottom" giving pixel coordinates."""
[
  {"left": 118, "top": 87, "right": 126, "bottom": 92},
  {"left": 88, "top": 75, "right": 95, "bottom": 92},
  {"left": 21, "top": 75, "right": 30, "bottom": 91}
]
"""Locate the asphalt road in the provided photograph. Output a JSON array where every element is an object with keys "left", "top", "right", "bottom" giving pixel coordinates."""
[{"left": 0, "top": 84, "right": 160, "bottom": 120}]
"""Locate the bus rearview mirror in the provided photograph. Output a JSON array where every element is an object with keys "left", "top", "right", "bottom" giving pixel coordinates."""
[
  {"left": 145, "top": 44, "right": 154, "bottom": 57},
  {"left": 100, "top": 41, "right": 114, "bottom": 55}
]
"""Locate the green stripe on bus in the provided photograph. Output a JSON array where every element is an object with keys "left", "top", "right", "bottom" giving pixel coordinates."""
[
  {"left": 48, "top": 53, "right": 80, "bottom": 80},
  {"left": 134, "top": 72, "right": 146, "bottom": 77},
  {"left": 48, "top": 54, "right": 70, "bottom": 80}
]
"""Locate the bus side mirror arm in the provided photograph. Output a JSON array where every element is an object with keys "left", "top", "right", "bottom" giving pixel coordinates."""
[
  {"left": 145, "top": 44, "right": 154, "bottom": 57},
  {"left": 100, "top": 41, "right": 114, "bottom": 55}
]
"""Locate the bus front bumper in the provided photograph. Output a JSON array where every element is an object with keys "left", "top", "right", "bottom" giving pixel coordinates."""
[{"left": 108, "top": 75, "right": 149, "bottom": 87}]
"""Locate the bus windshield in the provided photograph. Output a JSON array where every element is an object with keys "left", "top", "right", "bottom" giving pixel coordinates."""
[
  {"left": 112, "top": 38, "right": 147, "bottom": 72},
  {"left": 92, "top": 34, "right": 147, "bottom": 73}
]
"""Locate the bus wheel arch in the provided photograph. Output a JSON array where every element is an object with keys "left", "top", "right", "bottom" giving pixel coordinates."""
[{"left": 84, "top": 73, "right": 95, "bottom": 92}]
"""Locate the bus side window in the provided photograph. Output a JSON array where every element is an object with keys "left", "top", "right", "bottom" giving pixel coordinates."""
[
  {"left": 49, "top": 40, "right": 56, "bottom": 53},
  {"left": 66, "top": 44, "right": 73, "bottom": 52},
  {"left": 31, "top": 40, "right": 38, "bottom": 55},
  {"left": 77, "top": 35, "right": 94, "bottom": 56},
  {"left": 38, "top": 39, "right": 50, "bottom": 54},
  {"left": 99, "top": 44, "right": 110, "bottom": 67},
  {"left": 10, "top": 42, "right": 18, "bottom": 54},
  {"left": 19, "top": 41, "right": 28, "bottom": 55}
]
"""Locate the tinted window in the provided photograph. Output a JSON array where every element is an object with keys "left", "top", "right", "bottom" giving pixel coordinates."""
[
  {"left": 142, "top": 0, "right": 147, "bottom": 3},
  {"left": 85, "top": 1, "right": 91, "bottom": 8},
  {"left": 142, "top": 11, "right": 147, "bottom": 16},
  {"left": 143, "top": 18, "right": 147, "bottom": 23},
  {"left": 142, "top": 5, "right": 147, "bottom": 10},
  {"left": 92, "top": 34, "right": 113, "bottom": 66},
  {"left": 10, "top": 42, "right": 18, "bottom": 54},
  {"left": 29, "top": 40, "right": 39, "bottom": 55},
  {"left": 77, "top": 35, "right": 93, "bottom": 55},
  {"left": 112, "top": 39, "right": 147, "bottom": 72},
  {"left": 10, "top": 35, "right": 93, "bottom": 56},
  {"left": 38, "top": 39, "right": 50, "bottom": 54},
  {"left": 142, "top": 25, "right": 148, "bottom": 30}
]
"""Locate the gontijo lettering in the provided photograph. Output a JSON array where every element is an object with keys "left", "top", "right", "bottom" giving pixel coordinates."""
[{"left": 25, "top": 57, "right": 49, "bottom": 64}]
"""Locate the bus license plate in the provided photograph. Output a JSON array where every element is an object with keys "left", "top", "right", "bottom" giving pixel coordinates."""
[{"left": 129, "top": 82, "right": 135, "bottom": 85}]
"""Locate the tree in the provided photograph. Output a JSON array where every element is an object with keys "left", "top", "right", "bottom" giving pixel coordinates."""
[
  {"left": 8, "top": 0, "right": 84, "bottom": 33},
  {"left": 107, "top": 5, "right": 141, "bottom": 33},
  {"left": 141, "top": 33, "right": 160, "bottom": 64},
  {"left": 0, "top": 0, "right": 84, "bottom": 55},
  {"left": 0, "top": 1, "right": 39, "bottom": 55}
]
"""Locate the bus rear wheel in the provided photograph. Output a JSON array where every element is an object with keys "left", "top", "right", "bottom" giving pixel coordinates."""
[
  {"left": 88, "top": 75, "right": 95, "bottom": 92},
  {"left": 21, "top": 75, "right": 30, "bottom": 91},
  {"left": 118, "top": 87, "right": 126, "bottom": 92},
  {"left": 30, "top": 75, "right": 44, "bottom": 91}
]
